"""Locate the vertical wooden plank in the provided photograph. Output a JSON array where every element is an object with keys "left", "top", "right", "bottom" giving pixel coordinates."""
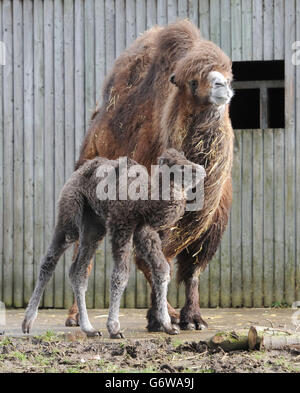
[
  {"left": 263, "top": 130, "right": 274, "bottom": 306},
  {"left": 263, "top": 0, "right": 274, "bottom": 60},
  {"left": 63, "top": 0, "right": 75, "bottom": 309},
  {"left": 209, "top": 252, "right": 221, "bottom": 307},
  {"left": 188, "top": 0, "right": 198, "bottom": 26},
  {"left": 95, "top": 0, "right": 105, "bottom": 105},
  {"left": 94, "top": 0, "right": 106, "bottom": 308},
  {"left": 252, "top": 129, "right": 263, "bottom": 307},
  {"left": 231, "top": 0, "right": 242, "bottom": 61},
  {"left": 157, "top": 0, "right": 167, "bottom": 25},
  {"left": 74, "top": 0, "right": 85, "bottom": 159},
  {"left": 147, "top": 0, "right": 157, "bottom": 28},
  {"left": 242, "top": 130, "right": 253, "bottom": 307},
  {"left": 105, "top": 234, "right": 113, "bottom": 308},
  {"left": 177, "top": 264, "right": 185, "bottom": 309},
  {"left": 136, "top": 1, "right": 146, "bottom": 36},
  {"left": 167, "top": 0, "right": 177, "bottom": 24},
  {"left": 199, "top": 263, "right": 209, "bottom": 307},
  {"left": 273, "top": 129, "right": 285, "bottom": 303},
  {"left": 84, "top": 0, "right": 96, "bottom": 308},
  {"left": 84, "top": 0, "right": 95, "bottom": 129},
  {"left": 284, "top": 0, "right": 296, "bottom": 305},
  {"left": 199, "top": 0, "right": 209, "bottom": 39},
  {"left": 33, "top": 0, "right": 45, "bottom": 298},
  {"left": 210, "top": 0, "right": 220, "bottom": 45},
  {"left": 220, "top": 0, "right": 231, "bottom": 57},
  {"left": 23, "top": 0, "right": 34, "bottom": 304},
  {"left": 3, "top": 0, "right": 14, "bottom": 306},
  {"left": 274, "top": 0, "right": 284, "bottom": 60},
  {"left": 126, "top": 0, "right": 135, "bottom": 47},
  {"left": 178, "top": 0, "right": 187, "bottom": 19},
  {"left": 13, "top": 0, "right": 24, "bottom": 307},
  {"left": 116, "top": 0, "right": 126, "bottom": 57},
  {"left": 241, "top": 0, "right": 252, "bottom": 61},
  {"left": 0, "top": 0, "right": 3, "bottom": 300},
  {"left": 54, "top": 0, "right": 65, "bottom": 308},
  {"left": 125, "top": 0, "right": 136, "bottom": 307},
  {"left": 220, "top": 221, "right": 231, "bottom": 307},
  {"left": 231, "top": 131, "right": 242, "bottom": 307},
  {"left": 43, "top": 0, "right": 55, "bottom": 307},
  {"left": 252, "top": 0, "right": 263, "bottom": 60},
  {"left": 168, "top": 264, "right": 178, "bottom": 310},
  {"left": 296, "top": 1, "right": 300, "bottom": 302}
]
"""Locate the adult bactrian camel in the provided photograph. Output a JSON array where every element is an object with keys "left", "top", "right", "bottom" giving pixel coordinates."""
[{"left": 65, "top": 19, "right": 234, "bottom": 331}]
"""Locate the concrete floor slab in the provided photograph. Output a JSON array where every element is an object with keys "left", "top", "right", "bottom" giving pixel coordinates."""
[{"left": 2, "top": 308, "right": 298, "bottom": 342}]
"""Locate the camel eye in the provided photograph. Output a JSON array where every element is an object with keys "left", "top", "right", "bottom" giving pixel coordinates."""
[
  {"left": 189, "top": 80, "right": 198, "bottom": 94},
  {"left": 190, "top": 80, "right": 198, "bottom": 88}
]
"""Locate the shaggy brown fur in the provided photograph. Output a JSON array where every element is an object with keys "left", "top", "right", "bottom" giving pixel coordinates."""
[{"left": 66, "top": 19, "right": 234, "bottom": 331}]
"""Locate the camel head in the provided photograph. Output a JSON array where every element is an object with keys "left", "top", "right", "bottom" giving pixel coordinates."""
[{"left": 169, "top": 41, "right": 233, "bottom": 110}]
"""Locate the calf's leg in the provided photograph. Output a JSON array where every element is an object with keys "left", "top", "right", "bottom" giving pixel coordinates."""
[
  {"left": 134, "top": 226, "right": 179, "bottom": 335},
  {"left": 107, "top": 225, "right": 133, "bottom": 339},
  {"left": 23, "top": 226, "right": 76, "bottom": 333},
  {"left": 69, "top": 210, "right": 106, "bottom": 337},
  {"left": 65, "top": 242, "right": 93, "bottom": 327}
]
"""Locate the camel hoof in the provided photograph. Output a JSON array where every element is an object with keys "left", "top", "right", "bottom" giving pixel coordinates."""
[
  {"left": 180, "top": 307, "right": 208, "bottom": 331},
  {"left": 65, "top": 316, "right": 80, "bottom": 327},
  {"left": 147, "top": 306, "right": 181, "bottom": 332}
]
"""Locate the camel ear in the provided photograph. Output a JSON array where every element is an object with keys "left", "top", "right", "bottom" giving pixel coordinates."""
[{"left": 170, "top": 74, "right": 177, "bottom": 86}]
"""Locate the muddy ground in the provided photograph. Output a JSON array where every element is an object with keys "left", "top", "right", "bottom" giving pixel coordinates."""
[
  {"left": 1, "top": 308, "right": 299, "bottom": 373},
  {"left": 0, "top": 333, "right": 300, "bottom": 373}
]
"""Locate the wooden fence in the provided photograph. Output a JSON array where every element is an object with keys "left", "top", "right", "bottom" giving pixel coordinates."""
[{"left": 0, "top": 0, "right": 299, "bottom": 308}]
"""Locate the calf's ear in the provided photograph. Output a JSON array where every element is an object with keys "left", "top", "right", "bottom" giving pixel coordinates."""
[{"left": 157, "top": 157, "right": 165, "bottom": 166}]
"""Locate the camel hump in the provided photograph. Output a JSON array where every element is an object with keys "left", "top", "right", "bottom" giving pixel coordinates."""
[{"left": 156, "top": 19, "right": 201, "bottom": 60}]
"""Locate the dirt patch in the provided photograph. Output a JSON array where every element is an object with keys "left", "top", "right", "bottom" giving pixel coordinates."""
[{"left": 0, "top": 332, "right": 299, "bottom": 373}]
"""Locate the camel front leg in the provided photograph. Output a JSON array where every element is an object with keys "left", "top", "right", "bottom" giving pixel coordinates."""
[{"left": 177, "top": 248, "right": 208, "bottom": 330}]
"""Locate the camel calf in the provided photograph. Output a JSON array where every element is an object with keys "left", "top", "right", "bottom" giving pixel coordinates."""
[{"left": 22, "top": 149, "right": 205, "bottom": 338}]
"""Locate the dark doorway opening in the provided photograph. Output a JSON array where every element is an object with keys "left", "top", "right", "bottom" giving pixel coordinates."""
[{"left": 230, "top": 89, "right": 260, "bottom": 129}]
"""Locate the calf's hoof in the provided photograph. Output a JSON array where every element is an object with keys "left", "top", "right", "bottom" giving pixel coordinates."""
[
  {"left": 110, "top": 331, "right": 125, "bottom": 339},
  {"left": 22, "top": 311, "right": 37, "bottom": 334},
  {"left": 179, "top": 306, "right": 208, "bottom": 331},
  {"left": 85, "top": 330, "right": 102, "bottom": 338},
  {"left": 164, "top": 324, "right": 180, "bottom": 335}
]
